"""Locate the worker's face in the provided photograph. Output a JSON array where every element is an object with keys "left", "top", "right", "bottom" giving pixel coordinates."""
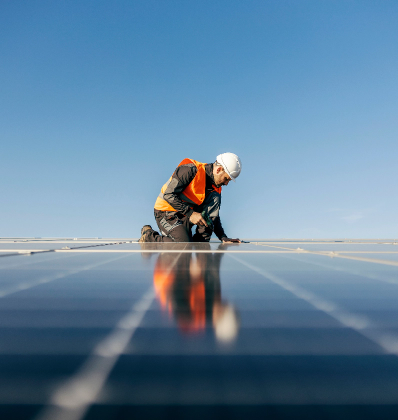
[{"left": 214, "top": 167, "right": 232, "bottom": 187}]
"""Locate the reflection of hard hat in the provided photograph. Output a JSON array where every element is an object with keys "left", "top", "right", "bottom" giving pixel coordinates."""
[
  {"left": 213, "top": 303, "right": 239, "bottom": 342},
  {"left": 189, "top": 255, "right": 203, "bottom": 283},
  {"left": 216, "top": 153, "right": 242, "bottom": 181}
]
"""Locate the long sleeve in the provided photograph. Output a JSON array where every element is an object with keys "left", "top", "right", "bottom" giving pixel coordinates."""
[
  {"left": 162, "top": 164, "right": 197, "bottom": 217},
  {"left": 213, "top": 216, "right": 227, "bottom": 241}
]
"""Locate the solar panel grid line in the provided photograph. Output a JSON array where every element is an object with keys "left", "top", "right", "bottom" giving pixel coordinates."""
[
  {"left": 250, "top": 241, "right": 398, "bottom": 245},
  {"left": 0, "top": 240, "right": 133, "bottom": 255},
  {"left": 0, "top": 240, "right": 133, "bottom": 244},
  {"left": 0, "top": 249, "right": 302, "bottom": 254},
  {"left": 275, "top": 252, "right": 398, "bottom": 287},
  {"left": 34, "top": 250, "right": 185, "bottom": 420},
  {"left": 258, "top": 244, "right": 398, "bottom": 267},
  {"left": 256, "top": 243, "right": 398, "bottom": 250},
  {"left": 0, "top": 252, "right": 79, "bottom": 271},
  {"left": 31, "top": 293, "right": 152, "bottom": 420},
  {"left": 34, "top": 290, "right": 155, "bottom": 420},
  {"left": 0, "top": 254, "right": 129, "bottom": 299},
  {"left": 0, "top": 249, "right": 398, "bottom": 257},
  {"left": 56, "top": 249, "right": 302, "bottom": 254},
  {"left": 0, "top": 242, "right": 129, "bottom": 255},
  {"left": 1, "top": 238, "right": 397, "bottom": 244},
  {"left": 0, "top": 250, "right": 53, "bottom": 254},
  {"left": 316, "top": 252, "right": 398, "bottom": 254},
  {"left": 322, "top": 253, "right": 398, "bottom": 267},
  {"left": 230, "top": 254, "right": 398, "bottom": 357},
  {"left": 0, "top": 252, "right": 36, "bottom": 258},
  {"left": 4, "top": 250, "right": 398, "bottom": 256},
  {"left": 60, "top": 242, "right": 129, "bottom": 250}
]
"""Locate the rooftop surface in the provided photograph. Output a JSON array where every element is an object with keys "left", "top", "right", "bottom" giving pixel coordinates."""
[{"left": 1, "top": 238, "right": 398, "bottom": 419}]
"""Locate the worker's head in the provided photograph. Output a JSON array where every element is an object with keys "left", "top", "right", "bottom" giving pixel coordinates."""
[
  {"left": 213, "top": 164, "right": 232, "bottom": 187},
  {"left": 214, "top": 153, "right": 242, "bottom": 187}
]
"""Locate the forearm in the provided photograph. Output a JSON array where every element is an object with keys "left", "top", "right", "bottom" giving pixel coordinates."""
[
  {"left": 163, "top": 166, "right": 196, "bottom": 217},
  {"left": 163, "top": 187, "right": 193, "bottom": 216},
  {"left": 213, "top": 216, "right": 227, "bottom": 241}
]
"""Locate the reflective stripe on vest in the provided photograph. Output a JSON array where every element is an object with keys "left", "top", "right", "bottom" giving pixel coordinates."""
[{"left": 154, "top": 158, "right": 221, "bottom": 212}]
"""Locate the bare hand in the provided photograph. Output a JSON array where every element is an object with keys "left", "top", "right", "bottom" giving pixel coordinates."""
[
  {"left": 189, "top": 211, "right": 208, "bottom": 227},
  {"left": 222, "top": 238, "right": 241, "bottom": 243}
]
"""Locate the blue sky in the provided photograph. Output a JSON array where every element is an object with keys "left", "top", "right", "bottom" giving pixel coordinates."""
[{"left": 1, "top": 0, "right": 397, "bottom": 239}]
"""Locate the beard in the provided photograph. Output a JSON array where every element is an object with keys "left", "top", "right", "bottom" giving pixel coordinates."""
[{"left": 214, "top": 174, "right": 222, "bottom": 187}]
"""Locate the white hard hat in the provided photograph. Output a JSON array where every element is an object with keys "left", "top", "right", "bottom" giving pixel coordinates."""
[{"left": 216, "top": 153, "right": 242, "bottom": 181}]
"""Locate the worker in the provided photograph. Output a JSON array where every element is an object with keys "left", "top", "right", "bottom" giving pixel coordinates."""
[{"left": 139, "top": 153, "right": 242, "bottom": 243}]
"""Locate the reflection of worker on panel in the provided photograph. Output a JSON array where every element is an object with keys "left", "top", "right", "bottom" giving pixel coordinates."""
[
  {"left": 139, "top": 153, "right": 242, "bottom": 243},
  {"left": 152, "top": 244, "right": 240, "bottom": 342}
]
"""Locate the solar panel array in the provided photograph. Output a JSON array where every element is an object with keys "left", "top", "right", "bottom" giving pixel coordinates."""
[{"left": 1, "top": 238, "right": 398, "bottom": 419}]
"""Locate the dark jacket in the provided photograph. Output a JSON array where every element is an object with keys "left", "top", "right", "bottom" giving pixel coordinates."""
[{"left": 156, "top": 162, "right": 227, "bottom": 240}]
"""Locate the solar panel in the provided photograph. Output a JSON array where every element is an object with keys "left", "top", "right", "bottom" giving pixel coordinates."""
[{"left": 1, "top": 239, "right": 398, "bottom": 419}]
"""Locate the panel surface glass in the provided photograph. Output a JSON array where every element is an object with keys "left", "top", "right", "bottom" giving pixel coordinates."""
[{"left": 1, "top": 240, "right": 398, "bottom": 419}]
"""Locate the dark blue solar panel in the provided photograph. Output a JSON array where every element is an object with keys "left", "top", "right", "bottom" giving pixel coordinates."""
[{"left": 1, "top": 240, "right": 398, "bottom": 419}]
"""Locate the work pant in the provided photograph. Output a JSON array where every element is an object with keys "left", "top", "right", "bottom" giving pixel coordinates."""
[{"left": 147, "top": 191, "right": 221, "bottom": 243}]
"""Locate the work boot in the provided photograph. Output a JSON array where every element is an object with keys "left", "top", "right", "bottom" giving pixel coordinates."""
[{"left": 139, "top": 225, "right": 153, "bottom": 243}]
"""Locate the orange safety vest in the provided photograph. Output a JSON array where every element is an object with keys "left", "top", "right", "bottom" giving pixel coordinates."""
[{"left": 154, "top": 158, "right": 221, "bottom": 212}]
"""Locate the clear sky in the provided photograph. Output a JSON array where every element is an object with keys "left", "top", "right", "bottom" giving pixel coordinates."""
[{"left": 1, "top": 0, "right": 397, "bottom": 239}]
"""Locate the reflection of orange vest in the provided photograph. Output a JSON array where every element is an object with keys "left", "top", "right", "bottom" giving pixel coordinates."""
[
  {"left": 153, "top": 256, "right": 206, "bottom": 333},
  {"left": 187, "top": 281, "right": 206, "bottom": 332},
  {"left": 154, "top": 158, "right": 221, "bottom": 212},
  {"left": 153, "top": 259, "right": 174, "bottom": 313}
]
